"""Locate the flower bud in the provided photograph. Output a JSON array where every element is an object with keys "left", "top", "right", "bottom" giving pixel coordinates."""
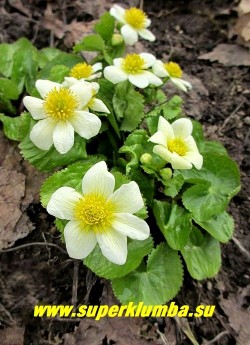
[
  {"left": 160, "top": 168, "right": 172, "bottom": 180},
  {"left": 140, "top": 153, "right": 152, "bottom": 165},
  {"left": 111, "top": 34, "right": 124, "bottom": 46}
]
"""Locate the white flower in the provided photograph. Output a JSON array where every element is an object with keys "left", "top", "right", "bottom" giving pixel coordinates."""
[
  {"left": 104, "top": 53, "right": 162, "bottom": 88},
  {"left": 110, "top": 5, "right": 155, "bottom": 45},
  {"left": 66, "top": 62, "right": 102, "bottom": 83},
  {"left": 149, "top": 116, "right": 203, "bottom": 170},
  {"left": 152, "top": 61, "right": 192, "bottom": 92},
  {"left": 47, "top": 161, "right": 150, "bottom": 265},
  {"left": 23, "top": 80, "right": 102, "bottom": 154}
]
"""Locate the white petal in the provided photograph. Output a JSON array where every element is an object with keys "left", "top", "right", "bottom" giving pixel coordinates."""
[
  {"left": 121, "top": 25, "right": 138, "bottom": 45},
  {"left": 172, "top": 118, "right": 193, "bottom": 138},
  {"left": 96, "top": 229, "right": 127, "bottom": 265},
  {"left": 70, "top": 111, "right": 101, "bottom": 139},
  {"left": 64, "top": 221, "right": 97, "bottom": 259},
  {"left": 170, "top": 152, "right": 193, "bottom": 169},
  {"left": 104, "top": 66, "right": 128, "bottom": 84},
  {"left": 152, "top": 60, "right": 168, "bottom": 77},
  {"left": 35, "top": 80, "right": 62, "bottom": 99},
  {"left": 184, "top": 151, "right": 203, "bottom": 170},
  {"left": 145, "top": 18, "right": 151, "bottom": 27},
  {"left": 143, "top": 71, "right": 163, "bottom": 86},
  {"left": 139, "top": 53, "right": 156, "bottom": 68},
  {"left": 110, "top": 5, "right": 126, "bottom": 23},
  {"left": 62, "top": 77, "right": 78, "bottom": 87},
  {"left": 108, "top": 181, "right": 144, "bottom": 214},
  {"left": 113, "top": 58, "right": 123, "bottom": 68},
  {"left": 148, "top": 131, "right": 166, "bottom": 146},
  {"left": 153, "top": 145, "right": 174, "bottom": 162},
  {"left": 158, "top": 116, "right": 174, "bottom": 140},
  {"left": 128, "top": 73, "right": 149, "bottom": 88},
  {"left": 184, "top": 136, "right": 199, "bottom": 152},
  {"left": 92, "top": 62, "right": 102, "bottom": 72},
  {"left": 90, "top": 99, "right": 110, "bottom": 113},
  {"left": 113, "top": 213, "right": 150, "bottom": 240},
  {"left": 171, "top": 78, "right": 192, "bottom": 92},
  {"left": 53, "top": 121, "right": 74, "bottom": 154},
  {"left": 138, "top": 28, "right": 156, "bottom": 42},
  {"left": 82, "top": 161, "right": 115, "bottom": 199},
  {"left": 90, "top": 82, "right": 100, "bottom": 93},
  {"left": 47, "top": 187, "right": 82, "bottom": 220},
  {"left": 23, "top": 96, "right": 46, "bottom": 120},
  {"left": 30, "top": 118, "right": 56, "bottom": 150},
  {"left": 69, "top": 81, "right": 92, "bottom": 109},
  {"left": 86, "top": 72, "right": 102, "bottom": 81}
]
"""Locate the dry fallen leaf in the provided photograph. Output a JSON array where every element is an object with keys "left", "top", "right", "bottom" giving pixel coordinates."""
[
  {"left": 0, "top": 326, "right": 25, "bottom": 345},
  {"left": 198, "top": 44, "right": 250, "bottom": 66},
  {"left": 232, "top": 0, "right": 250, "bottom": 47},
  {"left": 238, "top": 0, "right": 250, "bottom": 15}
]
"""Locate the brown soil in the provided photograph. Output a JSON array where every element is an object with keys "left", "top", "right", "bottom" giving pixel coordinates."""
[{"left": 0, "top": 0, "right": 249, "bottom": 344}]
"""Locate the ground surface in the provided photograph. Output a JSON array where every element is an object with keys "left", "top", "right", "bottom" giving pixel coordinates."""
[{"left": 0, "top": 0, "right": 249, "bottom": 344}]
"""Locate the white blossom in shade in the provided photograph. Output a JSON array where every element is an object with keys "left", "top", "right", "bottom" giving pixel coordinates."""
[
  {"left": 47, "top": 161, "right": 150, "bottom": 265},
  {"left": 23, "top": 79, "right": 102, "bottom": 154},
  {"left": 63, "top": 62, "right": 102, "bottom": 87},
  {"left": 110, "top": 5, "right": 155, "bottom": 45},
  {"left": 152, "top": 61, "right": 192, "bottom": 92},
  {"left": 149, "top": 116, "right": 203, "bottom": 170},
  {"left": 104, "top": 53, "right": 162, "bottom": 88}
]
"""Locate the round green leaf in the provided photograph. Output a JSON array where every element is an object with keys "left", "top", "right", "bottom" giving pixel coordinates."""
[
  {"left": 112, "top": 243, "right": 183, "bottom": 305},
  {"left": 84, "top": 237, "right": 153, "bottom": 279},
  {"left": 181, "top": 228, "right": 221, "bottom": 280}
]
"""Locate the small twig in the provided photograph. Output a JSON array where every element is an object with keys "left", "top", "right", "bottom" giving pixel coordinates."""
[
  {"left": 219, "top": 100, "right": 245, "bottom": 132},
  {"left": 156, "top": 329, "right": 171, "bottom": 345},
  {"left": 232, "top": 236, "right": 250, "bottom": 260},
  {"left": 139, "top": 0, "right": 144, "bottom": 10},
  {"left": 203, "top": 330, "right": 229, "bottom": 345},
  {"left": 0, "top": 242, "right": 67, "bottom": 255},
  {"left": 0, "top": 303, "right": 16, "bottom": 326},
  {"left": 71, "top": 260, "right": 80, "bottom": 307}
]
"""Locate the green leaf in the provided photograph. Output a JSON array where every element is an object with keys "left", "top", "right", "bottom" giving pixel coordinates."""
[
  {"left": 163, "top": 174, "right": 184, "bottom": 197},
  {"left": 113, "top": 81, "right": 144, "bottom": 131},
  {"left": 201, "top": 141, "right": 228, "bottom": 155},
  {"left": 38, "top": 53, "right": 82, "bottom": 80},
  {"left": 38, "top": 47, "right": 62, "bottom": 69},
  {"left": 0, "top": 113, "right": 22, "bottom": 141},
  {"left": 94, "top": 12, "right": 115, "bottom": 42},
  {"left": 84, "top": 237, "right": 153, "bottom": 279},
  {"left": 177, "top": 152, "right": 241, "bottom": 221},
  {"left": 195, "top": 211, "right": 234, "bottom": 243},
  {"left": 96, "top": 79, "right": 120, "bottom": 137},
  {"left": 181, "top": 227, "right": 221, "bottom": 280},
  {"left": 0, "top": 43, "right": 16, "bottom": 77},
  {"left": 147, "top": 96, "right": 183, "bottom": 120},
  {"left": 18, "top": 113, "right": 88, "bottom": 171},
  {"left": 153, "top": 201, "right": 191, "bottom": 250},
  {"left": 49, "top": 65, "right": 70, "bottom": 83},
  {"left": 40, "top": 158, "right": 103, "bottom": 206},
  {"left": 112, "top": 243, "right": 183, "bottom": 305},
  {"left": 0, "top": 95, "right": 16, "bottom": 114},
  {"left": 0, "top": 78, "right": 19, "bottom": 100},
  {"left": 11, "top": 38, "right": 38, "bottom": 94},
  {"left": 73, "top": 34, "right": 105, "bottom": 53}
]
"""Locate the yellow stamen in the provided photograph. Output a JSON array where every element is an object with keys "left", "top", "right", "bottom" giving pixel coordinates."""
[
  {"left": 74, "top": 194, "right": 114, "bottom": 233},
  {"left": 124, "top": 7, "right": 147, "bottom": 29},
  {"left": 164, "top": 62, "right": 183, "bottom": 78},
  {"left": 168, "top": 138, "right": 187, "bottom": 156},
  {"left": 44, "top": 88, "right": 78, "bottom": 121},
  {"left": 122, "top": 53, "right": 145, "bottom": 74},
  {"left": 70, "top": 63, "right": 93, "bottom": 79}
]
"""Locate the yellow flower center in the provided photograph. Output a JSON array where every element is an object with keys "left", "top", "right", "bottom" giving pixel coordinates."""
[
  {"left": 168, "top": 138, "right": 187, "bottom": 156},
  {"left": 164, "top": 62, "right": 183, "bottom": 78},
  {"left": 74, "top": 194, "right": 114, "bottom": 233},
  {"left": 44, "top": 88, "right": 78, "bottom": 121},
  {"left": 122, "top": 54, "right": 145, "bottom": 74},
  {"left": 124, "top": 7, "right": 147, "bottom": 29},
  {"left": 69, "top": 63, "right": 93, "bottom": 79}
]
